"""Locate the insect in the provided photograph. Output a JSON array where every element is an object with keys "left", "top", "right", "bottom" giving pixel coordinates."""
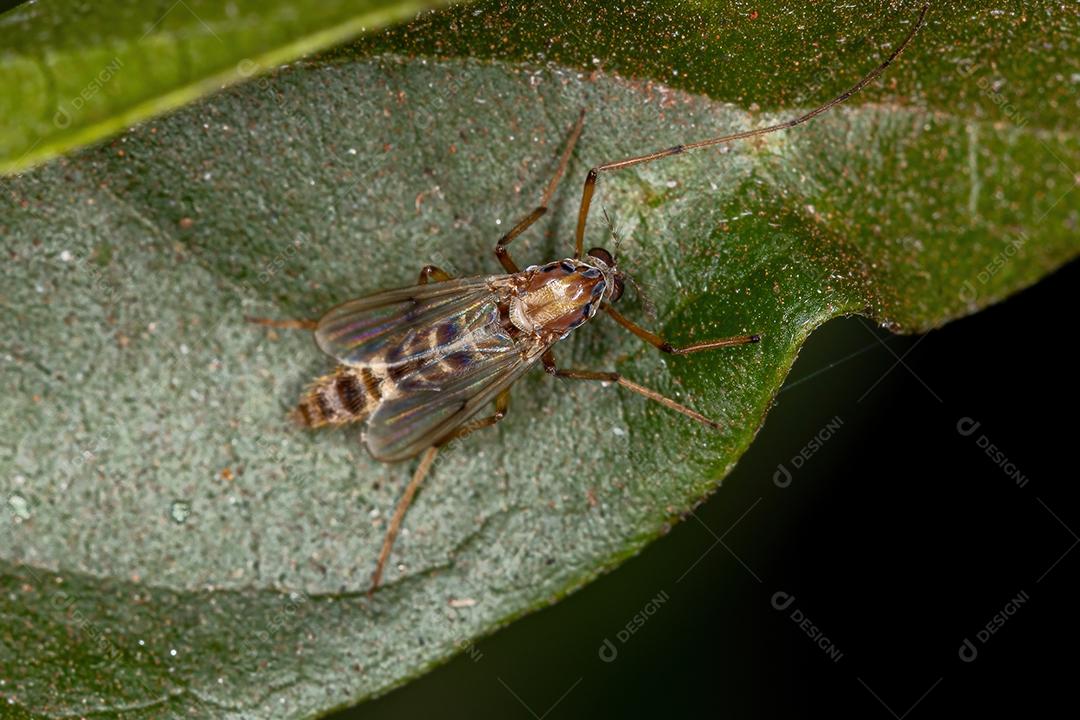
[{"left": 249, "top": 5, "right": 928, "bottom": 594}]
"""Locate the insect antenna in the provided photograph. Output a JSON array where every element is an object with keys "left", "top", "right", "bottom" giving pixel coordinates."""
[
  {"left": 675, "top": 3, "right": 930, "bottom": 152},
  {"left": 600, "top": 207, "right": 621, "bottom": 251},
  {"left": 573, "top": 2, "right": 930, "bottom": 257},
  {"left": 601, "top": 206, "right": 658, "bottom": 319}
]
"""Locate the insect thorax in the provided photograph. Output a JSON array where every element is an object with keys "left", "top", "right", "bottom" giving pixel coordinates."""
[{"left": 504, "top": 258, "right": 608, "bottom": 339}]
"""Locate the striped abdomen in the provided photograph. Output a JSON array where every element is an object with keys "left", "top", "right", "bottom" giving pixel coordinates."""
[{"left": 294, "top": 365, "right": 385, "bottom": 428}]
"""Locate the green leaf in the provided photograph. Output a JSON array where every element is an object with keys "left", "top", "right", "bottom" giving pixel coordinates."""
[
  {"left": 1, "top": 1, "right": 1077, "bottom": 717},
  {"left": 0, "top": 0, "right": 454, "bottom": 175}
]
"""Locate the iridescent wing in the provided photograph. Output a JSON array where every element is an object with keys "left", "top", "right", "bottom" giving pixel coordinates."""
[
  {"left": 315, "top": 277, "right": 498, "bottom": 366},
  {"left": 365, "top": 338, "right": 544, "bottom": 461},
  {"left": 314, "top": 275, "right": 547, "bottom": 462}
]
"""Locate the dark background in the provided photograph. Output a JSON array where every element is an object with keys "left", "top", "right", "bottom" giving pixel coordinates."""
[{"left": 338, "top": 256, "right": 1078, "bottom": 718}]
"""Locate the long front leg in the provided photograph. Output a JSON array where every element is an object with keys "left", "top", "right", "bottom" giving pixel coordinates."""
[
  {"left": 605, "top": 305, "right": 760, "bottom": 355},
  {"left": 542, "top": 351, "right": 720, "bottom": 429},
  {"left": 437, "top": 388, "right": 510, "bottom": 445},
  {"left": 495, "top": 109, "right": 586, "bottom": 273}
]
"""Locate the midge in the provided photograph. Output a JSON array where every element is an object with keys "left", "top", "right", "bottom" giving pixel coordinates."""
[{"left": 250, "top": 5, "right": 927, "bottom": 593}]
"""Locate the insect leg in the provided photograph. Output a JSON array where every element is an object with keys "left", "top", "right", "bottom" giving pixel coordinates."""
[
  {"left": 367, "top": 388, "right": 510, "bottom": 595},
  {"left": 494, "top": 209, "right": 544, "bottom": 273},
  {"left": 604, "top": 305, "right": 760, "bottom": 355},
  {"left": 572, "top": 3, "right": 928, "bottom": 258},
  {"left": 437, "top": 388, "right": 511, "bottom": 444},
  {"left": 495, "top": 109, "right": 586, "bottom": 273},
  {"left": 542, "top": 351, "right": 720, "bottom": 429},
  {"left": 370, "top": 445, "right": 440, "bottom": 596},
  {"left": 418, "top": 265, "right": 453, "bottom": 284},
  {"left": 244, "top": 316, "right": 318, "bottom": 331}
]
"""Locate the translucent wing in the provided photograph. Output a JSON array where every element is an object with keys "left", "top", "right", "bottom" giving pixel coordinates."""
[
  {"left": 365, "top": 339, "right": 545, "bottom": 461},
  {"left": 315, "top": 275, "right": 546, "bottom": 461},
  {"left": 315, "top": 276, "right": 498, "bottom": 366}
]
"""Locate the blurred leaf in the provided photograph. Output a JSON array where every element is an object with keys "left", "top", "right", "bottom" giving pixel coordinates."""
[
  {"left": 1, "top": 1, "right": 1077, "bottom": 718},
  {"left": 0, "top": 0, "right": 454, "bottom": 175}
]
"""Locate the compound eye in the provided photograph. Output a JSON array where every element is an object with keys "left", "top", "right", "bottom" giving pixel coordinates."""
[
  {"left": 610, "top": 275, "right": 625, "bottom": 302},
  {"left": 586, "top": 247, "right": 615, "bottom": 266}
]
